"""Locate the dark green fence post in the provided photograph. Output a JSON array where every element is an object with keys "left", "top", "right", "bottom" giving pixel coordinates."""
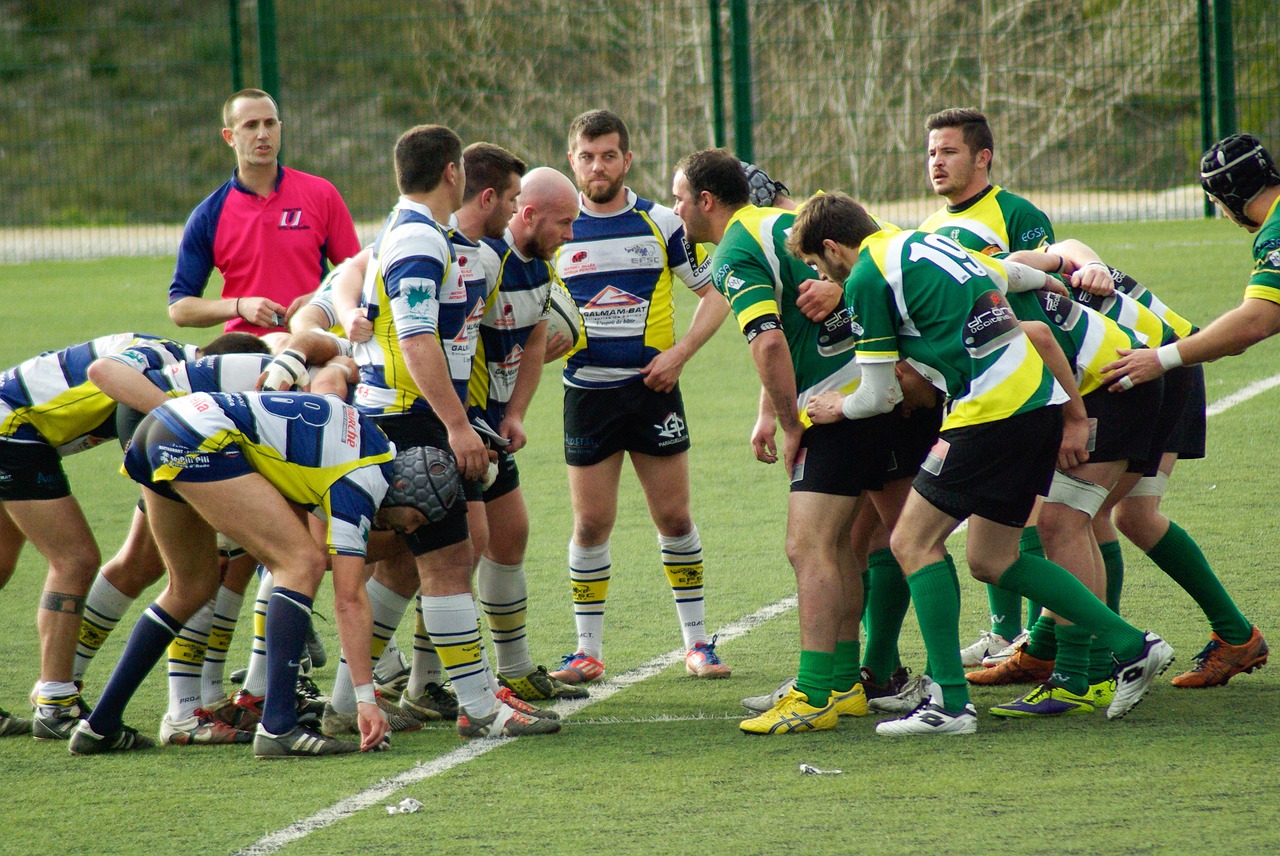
[
  {"left": 729, "top": 0, "right": 753, "bottom": 163},
  {"left": 708, "top": 0, "right": 726, "bottom": 148},
  {"left": 1198, "top": 0, "right": 1214, "bottom": 217},
  {"left": 228, "top": 0, "right": 243, "bottom": 91},
  {"left": 1213, "top": 0, "right": 1236, "bottom": 138},
  {"left": 258, "top": 0, "right": 280, "bottom": 101}
]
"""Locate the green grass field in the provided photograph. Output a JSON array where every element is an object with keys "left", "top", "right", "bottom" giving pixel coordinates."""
[{"left": 0, "top": 220, "right": 1277, "bottom": 855}]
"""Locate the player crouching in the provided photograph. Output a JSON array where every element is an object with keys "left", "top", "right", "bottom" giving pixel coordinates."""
[{"left": 69, "top": 383, "right": 474, "bottom": 757}]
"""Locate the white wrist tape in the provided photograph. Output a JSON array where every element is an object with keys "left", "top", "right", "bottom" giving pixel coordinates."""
[
  {"left": 1156, "top": 342, "right": 1183, "bottom": 371},
  {"left": 261, "top": 349, "right": 309, "bottom": 390},
  {"left": 354, "top": 684, "right": 377, "bottom": 706},
  {"left": 1004, "top": 260, "right": 1049, "bottom": 293}
]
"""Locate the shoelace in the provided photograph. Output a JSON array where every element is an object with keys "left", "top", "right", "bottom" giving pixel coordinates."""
[
  {"left": 1189, "top": 639, "right": 1221, "bottom": 669},
  {"left": 296, "top": 675, "right": 322, "bottom": 700},
  {"left": 696, "top": 634, "right": 724, "bottom": 663}
]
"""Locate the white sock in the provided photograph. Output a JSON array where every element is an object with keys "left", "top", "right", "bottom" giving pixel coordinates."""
[
  {"left": 367, "top": 577, "right": 412, "bottom": 681},
  {"left": 660, "top": 526, "right": 707, "bottom": 649},
  {"left": 330, "top": 659, "right": 357, "bottom": 714},
  {"left": 420, "top": 593, "right": 496, "bottom": 717},
  {"left": 202, "top": 585, "right": 243, "bottom": 706},
  {"left": 168, "top": 600, "right": 214, "bottom": 722},
  {"left": 35, "top": 680, "right": 78, "bottom": 702},
  {"left": 569, "top": 540, "right": 611, "bottom": 660},
  {"left": 243, "top": 568, "right": 273, "bottom": 696},
  {"left": 376, "top": 636, "right": 404, "bottom": 682},
  {"left": 406, "top": 599, "right": 444, "bottom": 698},
  {"left": 74, "top": 574, "right": 136, "bottom": 681},
  {"left": 477, "top": 556, "right": 533, "bottom": 677},
  {"left": 475, "top": 598, "right": 500, "bottom": 695}
]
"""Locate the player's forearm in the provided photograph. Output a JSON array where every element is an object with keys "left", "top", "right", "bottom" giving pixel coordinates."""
[
  {"left": 332, "top": 249, "right": 371, "bottom": 321},
  {"left": 749, "top": 331, "right": 801, "bottom": 430},
  {"left": 505, "top": 323, "right": 548, "bottom": 422},
  {"left": 168, "top": 295, "right": 238, "bottom": 328},
  {"left": 672, "top": 286, "right": 731, "bottom": 363},
  {"left": 331, "top": 554, "right": 376, "bottom": 690},
  {"left": 87, "top": 359, "right": 169, "bottom": 413},
  {"left": 1174, "top": 299, "right": 1280, "bottom": 366}
]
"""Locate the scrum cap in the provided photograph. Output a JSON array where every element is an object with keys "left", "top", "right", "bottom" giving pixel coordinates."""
[
  {"left": 1200, "top": 134, "right": 1280, "bottom": 228},
  {"left": 383, "top": 445, "right": 461, "bottom": 523}
]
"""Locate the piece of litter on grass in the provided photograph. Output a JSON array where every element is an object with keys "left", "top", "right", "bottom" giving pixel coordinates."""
[
  {"left": 386, "top": 797, "right": 423, "bottom": 814},
  {"left": 799, "top": 762, "right": 842, "bottom": 775}
]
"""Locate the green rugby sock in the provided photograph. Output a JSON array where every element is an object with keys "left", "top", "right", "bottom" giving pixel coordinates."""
[
  {"left": 1100, "top": 539, "right": 1124, "bottom": 614},
  {"left": 996, "top": 554, "right": 1146, "bottom": 660},
  {"left": 986, "top": 584, "right": 1023, "bottom": 642},
  {"left": 795, "top": 650, "right": 833, "bottom": 708},
  {"left": 1025, "top": 612, "right": 1059, "bottom": 662},
  {"left": 862, "top": 549, "right": 910, "bottom": 682},
  {"left": 906, "top": 560, "right": 969, "bottom": 713},
  {"left": 1147, "top": 522, "right": 1252, "bottom": 644},
  {"left": 1088, "top": 638, "right": 1115, "bottom": 685},
  {"left": 1050, "top": 624, "right": 1092, "bottom": 696},
  {"left": 1019, "top": 526, "right": 1046, "bottom": 625},
  {"left": 833, "top": 640, "right": 861, "bottom": 691}
]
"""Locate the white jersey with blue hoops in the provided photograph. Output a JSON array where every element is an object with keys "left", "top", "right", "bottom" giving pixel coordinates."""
[
  {"left": 470, "top": 228, "right": 555, "bottom": 428},
  {"left": 0, "top": 333, "right": 194, "bottom": 453},
  {"left": 353, "top": 198, "right": 461, "bottom": 416},
  {"left": 148, "top": 391, "right": 394, "bottom": 556},
  {"left": 554, "top": 189, "right": 710, "bottom": 389}
]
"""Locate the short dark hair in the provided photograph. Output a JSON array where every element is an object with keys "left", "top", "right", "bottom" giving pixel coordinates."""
[
  {"left": 462, "top": 142, "right": 527, "bottom": 203},
  {"left": 200, "top": 331, "right": 272, "bottom": 356},
  {"left": 567, "top": 109, "right": 630, "bottom": 154},
  {"left": 676, "top": 148, "right": 750, "bottom": 207},
  {"left": 222, "top": 88, "right": 278, "bottom": 129},
  {"left": 394, "top": 125, "right": 463, "bottom": 195},
  {"left": 785, "top": 192, "right": 880, "bottom": 259},
  {"left": 925, "top": 107, "right": 995, "bottom": 156}
]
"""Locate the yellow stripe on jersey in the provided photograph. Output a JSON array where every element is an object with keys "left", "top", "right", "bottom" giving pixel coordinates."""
[{"left": 636, "top": 208, "right": 676, "bottom": 355}]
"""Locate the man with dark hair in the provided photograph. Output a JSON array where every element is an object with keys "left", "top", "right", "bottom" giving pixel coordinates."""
[
  {"left": 918, "top": 106, "right": 1057, "bottom": 665},
  {"left": 787, "top": 192, "right": 1175, "bottom": 735},
  {"left": 169, "top": 89, "right": 360, "bottom": 339},
  {"left": 351, "top": 124, "right": 558, "bottom": 738},
  {"left": 548, "top": 111, "right": 732, "bottom": 686},
  {"left": 673, "top": 149, "right": 935, "bottom": 734}
]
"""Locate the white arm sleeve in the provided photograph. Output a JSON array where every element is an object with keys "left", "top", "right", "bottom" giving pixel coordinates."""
[
  {"left": 1004, "top": 260, "right": 1051, "bottom": 293},
  {"left": 841, "top": 361, "right": 902, "bottom": 420}
]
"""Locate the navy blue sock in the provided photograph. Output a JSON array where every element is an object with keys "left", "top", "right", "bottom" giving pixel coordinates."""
[
  {"left": 261, "top": 587, "right": 313, "bottom": 736},
  {"left": 87, "top": 604, "right": 183, "bottom": 735}
]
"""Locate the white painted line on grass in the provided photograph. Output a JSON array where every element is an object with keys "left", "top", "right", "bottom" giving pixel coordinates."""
[
  {"left": 236, "top": 370, "right": 1280, "bottom": 855},
  {"left": 232, "top": 593, "right": 798, "bottom": 855},
  {"left": 1206, "top": 373, "right": 1280, "bottom": 417}
]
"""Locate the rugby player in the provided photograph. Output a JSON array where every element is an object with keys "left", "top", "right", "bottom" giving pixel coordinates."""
[
  {"left": 346, "top": 124, "right": 558, "bottom": 738},
  {"left": 672, "top": 149, "right": 938, "bottom": 733},
  {"left": 0, "top": 334, "right": 196, "bottom": 740},
  {"left": 549, "top": 110, "right": 732, "bottom": 686},
  {"left": 918, "top": 107, "right": 1056, "bottom": 666},
  {"left": 67, "top": 385, "right": 449, "bottom": 756}
]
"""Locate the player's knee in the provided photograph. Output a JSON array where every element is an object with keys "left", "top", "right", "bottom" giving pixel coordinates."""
[{"left": 45, "top": 548, "right": 102, "bottom": 592}]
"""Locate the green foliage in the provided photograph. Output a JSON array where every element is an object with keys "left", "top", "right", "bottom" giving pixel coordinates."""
[
  {"left": 5, "top": 0, "right": 1276, "bottom": 233},
  {"left": 1, "top": 221, "right": 1279, "bottom": 852}
]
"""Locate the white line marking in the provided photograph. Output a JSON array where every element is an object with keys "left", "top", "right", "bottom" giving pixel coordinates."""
[
  {"left": 1206, "top": 373, "right": 1280, "bottom": 417},
  {"left": 237, "top": 370, "right": 1280, "bottom": 854},
  {"left": 232, "top": 594, "right": 798, "bottom": 855}
]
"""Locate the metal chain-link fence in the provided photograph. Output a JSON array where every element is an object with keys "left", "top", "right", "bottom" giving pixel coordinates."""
[{"left": 2, "top": 0, "right": 1276, "bottom": 261}]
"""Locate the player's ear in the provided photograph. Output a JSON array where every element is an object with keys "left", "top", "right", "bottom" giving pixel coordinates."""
[{"left": 221, "top": 128, "right": 234, "bottom": 146}]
